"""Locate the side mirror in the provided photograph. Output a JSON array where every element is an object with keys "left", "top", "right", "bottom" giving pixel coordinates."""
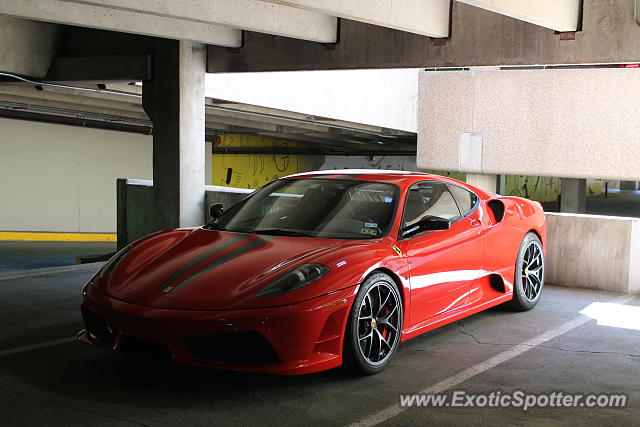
[
  {"left": 209, "top": 203, "right": 224, "bottom": 219},
  {"left": 401, "top": 217, "right": 450, "bottom": 238}
]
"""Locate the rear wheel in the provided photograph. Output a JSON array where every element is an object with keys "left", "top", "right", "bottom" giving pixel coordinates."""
[
  {"left": 506, "top": 232, "right": 544, "bottom": 311},
  {"left": 344, "top": 272, "right": 403, "bottom": 374}
]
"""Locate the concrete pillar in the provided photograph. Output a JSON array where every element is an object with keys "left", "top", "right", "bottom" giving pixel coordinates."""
[
  {"left": 620, "top": 181, "right": 638, "bottom": 191},
  {"left": 561, "top": 178, "right": 586, "bottom": 213},
  {"left": 466, "top": 173, "right": 497, "bottom": 193},
  {"left": 497, "top": 174, "right": 506, "bottom": 195},
  {"left": 142, "top": 39, "right": 206, "bottom": 231}
]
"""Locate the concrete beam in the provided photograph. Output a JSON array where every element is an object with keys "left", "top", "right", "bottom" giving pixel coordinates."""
[
  {"left": 455, "top": 0, "right": 580, "bottom": 32},
  {"left": 62, "top": 0, "right": 337, "bottom": 43},
  {"left": 143, "top": 40, "right": 206, "bottom": 230},
  {"left": 0, "top": 16, "right": 61, "bottom": 78},
  {"left": 259, "top": 0, "right": 450, "bottom": 38},
  {"left": 44, "top": 55, "right": 151, "bottom": 82},
  {"left": 0, "top": 93, "right": 149, "bottom": 121},
  {"left": 417, "top": 68, "right": 640, "bottom": 181},
  {"left": 208, "top": 0, "right": 640, "bottom": 72},
  {"left": 0, "top": 0, "right": 241, "bottom": 47}
]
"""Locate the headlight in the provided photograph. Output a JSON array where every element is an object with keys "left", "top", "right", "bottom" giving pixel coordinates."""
[
  {"left": 256, "top": 263, "right": 329, "bottom": 298},
  {"left": 98, "top": 245, "right": 132, "bottom": 279}
]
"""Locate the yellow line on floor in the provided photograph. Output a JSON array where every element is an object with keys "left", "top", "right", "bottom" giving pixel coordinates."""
[{"left": 0, "top": 232, "right": 116, "bottom": 242}]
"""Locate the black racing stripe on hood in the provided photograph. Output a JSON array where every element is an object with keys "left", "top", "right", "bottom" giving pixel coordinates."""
[
  {"left": 167, "top": 236, "right": 276, "bottom": 293},
  {"left": 158, "top": 233, "right": 247, "bottom": 292}
]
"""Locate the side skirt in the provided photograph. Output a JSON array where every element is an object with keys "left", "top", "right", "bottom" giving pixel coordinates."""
[{"left": 400, "top": 292, "right": 513, "bottom": 342}]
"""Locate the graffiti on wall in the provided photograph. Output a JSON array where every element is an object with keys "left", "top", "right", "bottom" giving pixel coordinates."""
[
  {"left": 212, "top": 134, "right": 322, "bottom": 189},
  {"left": 212, "top": 141, "right": 602, "bottom": 203},
  {"left": 505, "top": 175, "right": 561, "bottom": 202}
]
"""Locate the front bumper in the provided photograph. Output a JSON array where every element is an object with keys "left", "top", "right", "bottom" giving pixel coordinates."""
[{"left": 80, "top": 284, "right": 358, "bottom": 375}]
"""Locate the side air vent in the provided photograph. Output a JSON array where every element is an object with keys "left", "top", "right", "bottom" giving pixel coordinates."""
[
  {"left": 489, "top": 274, "right": 506, "bottom": 293},
  {"left": 487, "top": 200, "right": 505, "bottom": 223}
]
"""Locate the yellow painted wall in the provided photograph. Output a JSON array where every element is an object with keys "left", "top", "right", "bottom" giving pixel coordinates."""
[
  {"left": 505, "top": 175, "right": 561, "bottom": 202},
  {"left": 212, "top": 134, "right": 323, "bottom": 189},
  {"left": 506, "top": 176, "right": 603, "bottom": 202},
  {"left": 212, "top": 139, "right": 604, "bottom": 202}
]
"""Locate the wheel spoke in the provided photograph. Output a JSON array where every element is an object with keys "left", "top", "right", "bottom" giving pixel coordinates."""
[
  {"left": 359, "top": 330, "right": 373, "bottom": 341},
  {"left": 529, "top": 265, "right": 542, "bottom": 274},
  {"left": 522, "top": 276, "right": 531, "bottom": 299},
  {"left": 379, "top": 304, "right": 397, "bottom": 324},
  {"left": 380, "top": 322, "right": 398, "bottom": 333},
  {"left": 376, "top": 329, "right": 391, "bottom": 351},
  {"left": 529, "top": 254, "right": 541, "bottom": 269},
  {"left": 529, "top": 272, "right": 542, "bottom": 294},
  {"left": 377, "top": 289, "right": 391, "bottom": 317},
  {"left": 361, "top": 294, "right": 372, "bottom": 318}
]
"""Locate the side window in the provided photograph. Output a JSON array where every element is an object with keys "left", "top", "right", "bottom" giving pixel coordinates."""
[
  {"left": 402, "top": 182, "right": 461, "bottom": 227},
  {"left": 448, "top": 185, "right": 478, "bottom": 217}
]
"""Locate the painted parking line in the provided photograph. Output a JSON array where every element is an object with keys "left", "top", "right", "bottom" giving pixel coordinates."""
[
  {"left": 351, "top": 294, "right": 636, "bottom": 427},
  {"left": 0, "top": 337, "right": 76, "bottom": 358}
]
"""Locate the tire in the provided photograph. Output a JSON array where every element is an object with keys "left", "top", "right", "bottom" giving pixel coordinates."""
[
  {"left": 343, "top": 272, "right": 403, "bottom": 375},
  {"left": 505, "top": 232, "right": 544, "bottom": 311}
]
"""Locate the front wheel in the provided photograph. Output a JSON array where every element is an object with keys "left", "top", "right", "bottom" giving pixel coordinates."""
[
  {"left": 506, "top": 232, "right": 544, "bottom": 311},
  {"left": 343, "top": 272, "right": 403, "bottom": 374}
]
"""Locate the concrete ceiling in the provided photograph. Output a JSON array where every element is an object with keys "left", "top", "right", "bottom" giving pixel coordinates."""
[
  {"left": 0, "top": 78, "right": 416, "bottom": 155},
  {"left": 0, "top": 0, "right": 579, "bottom": 47},
  {"left": 0, "top": 0, "right": 606, "bottom": 79}
]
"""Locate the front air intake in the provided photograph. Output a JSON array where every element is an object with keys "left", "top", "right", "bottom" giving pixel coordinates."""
[
  {"left": 81, "top": 305, "right": 117, "bottom": 345},
  {"left": 185, "top": 331, "right": 280, "bottom": 364}
]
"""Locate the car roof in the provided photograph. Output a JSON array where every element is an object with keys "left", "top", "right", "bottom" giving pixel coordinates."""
[
  {"left": 285, "top": 169, "right": 448, "bottom": 184},
  {"left": 286, "top": 169, "right": 411, "bottom": 177},
  {"left": 283, "top": 169, "right": 490, "bottom": 198}
]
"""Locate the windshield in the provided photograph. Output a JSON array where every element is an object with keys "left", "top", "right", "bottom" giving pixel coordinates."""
[{"left": 210, "top": 178, "right": 398, "bottom": 239}]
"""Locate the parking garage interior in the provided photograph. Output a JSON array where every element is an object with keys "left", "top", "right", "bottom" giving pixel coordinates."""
[{"left": 1, "top": 1, "right": 639, "bottom": 426}]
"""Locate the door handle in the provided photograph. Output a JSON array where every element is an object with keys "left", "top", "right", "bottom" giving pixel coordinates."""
[{"left": 470, "top": 219, "right": 481, "bottom": 227}]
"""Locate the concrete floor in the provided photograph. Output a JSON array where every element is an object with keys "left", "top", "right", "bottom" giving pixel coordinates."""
[
  {"left": 585, "top": 190, "right": 640, "bottom": 217},
  {"left": 0, "top": 241, "right": 116, "bottom": 274},
  {"left": 543, "top": 189, "right": 640, "bottom": 218},
  {"left": 0, "top": 264, "right": 638, "bottom": 426}
]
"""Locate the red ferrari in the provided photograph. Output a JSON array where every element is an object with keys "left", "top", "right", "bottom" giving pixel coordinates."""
[{"left": 80, "top": 170, "right": 546, "bottom": 375}]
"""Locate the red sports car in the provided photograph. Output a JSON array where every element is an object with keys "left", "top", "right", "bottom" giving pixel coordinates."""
[{"left": 80, "top": 170, "right": 546, "bottom": 375}]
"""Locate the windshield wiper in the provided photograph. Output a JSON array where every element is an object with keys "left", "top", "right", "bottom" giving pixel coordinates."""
[{"left": 251, "top": 228, "right": 312, "bottom": 237}]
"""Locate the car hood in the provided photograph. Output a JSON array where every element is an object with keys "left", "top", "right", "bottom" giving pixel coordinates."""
[{"left": 100, "top": 228, "right": 382, "bottom": 310}]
